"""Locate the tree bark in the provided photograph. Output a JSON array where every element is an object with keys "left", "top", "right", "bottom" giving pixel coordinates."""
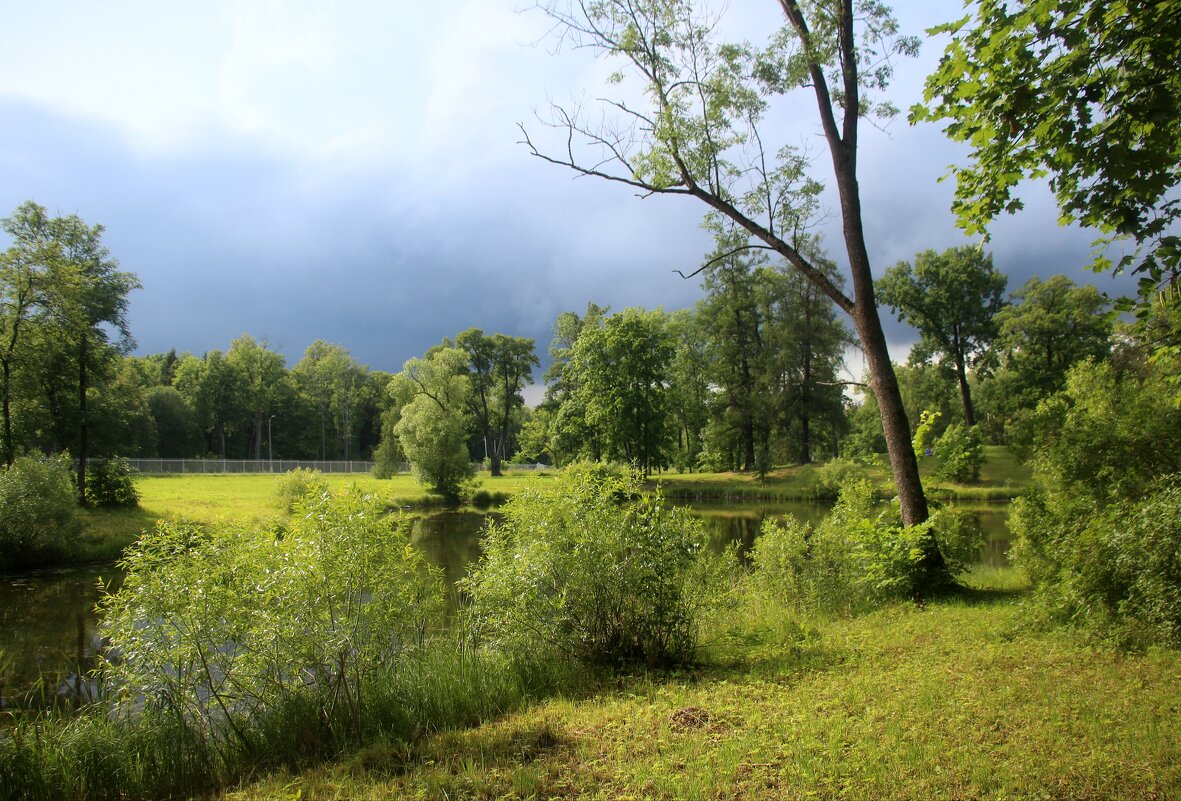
[
  {"left": 2, "top": 358, "right": 12, "bottom": 466},
  {"left": 77, "top": 333, "right": 89, "bottom": 505},
  {"left": 955, "top": 355, "right": 976, "bottom": 427}
]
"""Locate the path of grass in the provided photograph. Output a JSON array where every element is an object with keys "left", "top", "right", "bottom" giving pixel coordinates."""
[{"left": 223, "top": 570, "right": 1180, "bottom": 801}]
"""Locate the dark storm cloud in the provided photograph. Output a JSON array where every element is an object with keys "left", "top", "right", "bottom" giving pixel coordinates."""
[
  {"left": 0, "top": 83, "right": 1138, "bottom": 382},
  {"left": 0, "top": 98, "right": 713, "bottom": 374}
]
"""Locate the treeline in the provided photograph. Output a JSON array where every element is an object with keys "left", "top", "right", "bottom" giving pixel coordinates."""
[{"left": 0, "top": 199, "right": 1147, "bottom": 496}]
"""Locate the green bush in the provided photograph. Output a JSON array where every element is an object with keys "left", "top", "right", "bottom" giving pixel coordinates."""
[
  {"left": 1013, "top": 478, "right": 1181, "bottom": 648},
  {"left": 85, "top": 456, "right": 140, "bottom": 507},
  {"left": 751, "top": 479, "right": 950, "bottom": 614},
  {"left": 1009, "top": 357, "right": 1181, "bottom": 647},
  {"left": 273, "top": 467, "right": 328, "bottom": 511},
  {"left": 0, "top": 454, "right": 80, "bottom": 567},
  {"left": 933, "top": 423, "right": 985, "bottom": 483},
  {"left": 100, "top": 489, "right": 444, "bottom": 754},
  {"left": 809, "top": 457, "right": 868, "bottom": 500},
  {"left": 463, "top": 464, "right": 731, "bottom": 667}
]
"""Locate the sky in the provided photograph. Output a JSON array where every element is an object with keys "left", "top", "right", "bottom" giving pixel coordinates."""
[{"left": 0, "top": 0, "right": 1136, "bottom": 383}]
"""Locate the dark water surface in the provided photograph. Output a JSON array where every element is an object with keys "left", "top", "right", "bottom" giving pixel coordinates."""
[{"left": 0, "top": 501, "right": 1011, "bottom": 697}]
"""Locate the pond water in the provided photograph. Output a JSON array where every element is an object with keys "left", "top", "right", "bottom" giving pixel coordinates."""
[{"left": 0, "top": 501, "right": 1012, "bottom": 701}]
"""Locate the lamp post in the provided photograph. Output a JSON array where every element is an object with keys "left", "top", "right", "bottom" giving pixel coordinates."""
[{"left": 268, "top": 414, "right": 276, "bottom": 472}]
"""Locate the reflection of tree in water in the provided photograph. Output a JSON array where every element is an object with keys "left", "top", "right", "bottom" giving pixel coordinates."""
[
  {"left": 410, "top": 511, "right": 497, "bottom": 614},
  {"left": 0, "top": 565, "right": 123, "bottom": 699},
  {"left": 695, "top": 502, "right": 834, "bottom": 563}
]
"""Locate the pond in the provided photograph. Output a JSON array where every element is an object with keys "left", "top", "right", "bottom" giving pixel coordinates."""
[{"left": 0, "top": 500, "right": 1012, "bottom": 703}]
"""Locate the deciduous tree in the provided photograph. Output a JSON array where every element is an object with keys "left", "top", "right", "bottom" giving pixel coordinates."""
[
  {"left": 915, "top": 0, "right": 1181, "bottom": 310},
  {"left": 878, "top": 247, "right": 1007, "bottom": 426},
  {"left": 390, "top": 347, "right": 474, "bottom": 500},
  {"left": 456, "top": 329, "right": 538, "bottom": 476},
  {"left": 523, "top": 0, "right": 937, "bottom": 546}
]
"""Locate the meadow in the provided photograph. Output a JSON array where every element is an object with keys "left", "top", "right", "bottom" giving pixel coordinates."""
[{"left": 5, "top": 461, "right": 1178, "bottom": 801}]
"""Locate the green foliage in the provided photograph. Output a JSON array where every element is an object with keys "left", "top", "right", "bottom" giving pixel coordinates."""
[
  {"left": 456, "top": 329, "right": 538, "bottom": 475},
  {"left": 933, "top": 423, "right": 984, "bottom": 483},
  {"left": 1014, "top": 479, "right": 1181, "bottom": 649},
  {"left": 1011, "top": 356, "right": 1181, "bottom": 647},
  {"left": 910, "top": 409, "right": 941, "bottom": 456},
  {"left": 273, "top": 467, "right": 328, "bottom": 512},
  {"left": 840, "top": 394, "right": 886, "bottom": 461},
  {"left": 564, "top": 307, "right": 674, "bottom": 474},
  {"left": 0, "top": 201, "right": 140, "bottom": 470},
  {"left": 100, "top": 489, "right": 444, "bottom": 758},
  {"left": 809, "top": 457, "right": 868, "bottom": 501},
  {"left": 751, "top": 479, "right": 952, "bottom": 615},
  {"left": 978, "top": 275, "right": 1114, "bottom": 444},
  {"left": 879, "top": 247, "right": 1007, "bottom": 425},
  {"left": 0, "top": 454, "right": 80, "bottom": 566},
  {"left": 84, "top": 456, "right": 140, "bottom": 507},
  {"left": 464, "top": 464, "right": 731, "bottom": 667},
  {"left": 916, "top": 0, "right": 1181, "bottom": 300},
  {"left": 391, "top": 347, "right": 475, "bottom": 501}
]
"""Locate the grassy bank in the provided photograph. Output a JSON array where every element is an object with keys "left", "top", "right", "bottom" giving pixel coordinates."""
[
  {"left": 221, "top": 569, "right": 1180, "bottom": 801},
  {"left": 652, "top": 446, "right": 1031, "bottom": 503}
]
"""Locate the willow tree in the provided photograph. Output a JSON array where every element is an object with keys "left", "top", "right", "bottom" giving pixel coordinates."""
[{"left": 522, "top": 1, "right": 937, "bottom": 550}]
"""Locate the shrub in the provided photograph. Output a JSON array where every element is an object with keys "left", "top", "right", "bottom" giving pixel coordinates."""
[
  {"left": 1010, "top": 357, "right": 1181, "bottom": 647},
  {"left": 1012, "top": 477, "right": 1181, "bottom": 648},
  {"left": 809, "top": 457, "right": 868, "bottom": 500},
  {"left": 463, "top": 464, "right": 731, "bottom": 667},
  {"left": 0, "top": 454, "right": 80, "bottom": 566},
  {"left": 751, "top": 478, "right": 949, "bottom": 614},
  {"left": 273, "top": 467, "right": 328, "bottom": 511},
  {"left": 100, "top": 489, "right": 444, "bottom": 754},
  {"left": 933, "top": 423, "right": 985, "bottom": 483},
  {"left": 85, "top": 456, "right": 140, "bottom": 507}
]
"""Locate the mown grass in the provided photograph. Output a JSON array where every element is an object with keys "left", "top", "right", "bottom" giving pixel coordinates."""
[
  {"left": 653, "top": 446, "right": 1030, "bottom": 503},
  {"left": 221, "top": 569, "right": 1181, "bottom": 801}
]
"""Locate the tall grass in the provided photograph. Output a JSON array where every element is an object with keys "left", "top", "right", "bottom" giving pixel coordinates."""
[{"left": 0, "top": 638, "right": 582, "bottom": 801}]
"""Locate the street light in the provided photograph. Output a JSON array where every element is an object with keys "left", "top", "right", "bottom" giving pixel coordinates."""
[{"left": 268, "top": 415, "right": 276, "bottom": 472}]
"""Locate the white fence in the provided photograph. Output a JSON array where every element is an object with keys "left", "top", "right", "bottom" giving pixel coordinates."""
[{"left": 126, "top": 459, "right": 380, "bottom": 475}]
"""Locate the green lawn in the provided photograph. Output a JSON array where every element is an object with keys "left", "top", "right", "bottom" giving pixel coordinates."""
[
  {"left": 221, "top": 568, "right": 1180, "bottom": 801},
  {"left": 74, "top": 469, "right": 560, "bottom": 563}
]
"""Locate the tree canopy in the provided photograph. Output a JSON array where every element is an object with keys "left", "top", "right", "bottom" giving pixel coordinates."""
[
  {"left": 915, "top": 0, "right": 1181, "bottom": 303},
  {"left": 879, "top": 247, "right": 1007, "bottom": 427}
]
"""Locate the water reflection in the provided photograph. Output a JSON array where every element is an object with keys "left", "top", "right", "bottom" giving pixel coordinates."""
[
  {"left": 0, "top": 564, "right": 122, "bottom": 705},
  {"left": 693, "top": 501, "right": 1012, "bottom": 567}
]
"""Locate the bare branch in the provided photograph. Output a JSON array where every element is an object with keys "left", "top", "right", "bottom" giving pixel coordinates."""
[{"left": 672, "top": 244, "right": 778, "bottom": 280}]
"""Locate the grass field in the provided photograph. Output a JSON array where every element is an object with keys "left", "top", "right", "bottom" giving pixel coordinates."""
[
  {"left": 73, "top": 470, "right": 561, "bottom": 563},
  {"left": 221, "top": 567, "right": 1181, "bottom": 801}
]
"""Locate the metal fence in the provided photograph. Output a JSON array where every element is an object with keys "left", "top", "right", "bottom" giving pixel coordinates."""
[
  {"left": 126, "top": 459, "right": 379, "bottom": 475},
  {"left": 125, "top": 459, "right": 553, "bottom": 475}
]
